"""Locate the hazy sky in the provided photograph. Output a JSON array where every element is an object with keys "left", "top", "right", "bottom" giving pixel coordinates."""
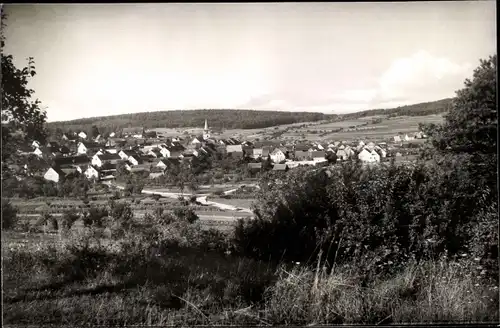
[{"left": 3, "top": 2, "right": 496, "bottom": 122}]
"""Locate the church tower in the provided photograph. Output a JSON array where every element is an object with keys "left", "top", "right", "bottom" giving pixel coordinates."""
[{"left": 203, "top": 119, "right": 210, "bottom": 140}]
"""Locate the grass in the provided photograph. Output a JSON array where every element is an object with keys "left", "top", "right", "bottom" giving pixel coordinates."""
[{"left": 2, "top": 227, "right": 498, "bottom": 325}]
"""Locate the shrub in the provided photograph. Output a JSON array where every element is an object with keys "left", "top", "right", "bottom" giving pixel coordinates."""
[
  {"left": 173, "top": 206, "right": 198, "bottom": 224},
  {"left": 232, "top": 162, "right": 498, "bottom": 278},
  {"left": 82, "top": 206, "right": 109, "bottom": 228},
  {"left": 61, "top": 208, "right": 80, "bottom": 231},
  {"left": 108, "top": 200, "right": 134, "bottom": 230},
  {"left": 1, "top": 199, "right": 18, "bottom": 230}
]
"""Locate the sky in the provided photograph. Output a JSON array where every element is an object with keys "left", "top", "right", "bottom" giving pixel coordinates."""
[{"left": 2, "top": 2, "right": 496, "bottom": 122}]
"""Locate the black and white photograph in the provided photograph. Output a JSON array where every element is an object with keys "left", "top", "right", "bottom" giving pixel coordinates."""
[{"left": 1, "top": 2, "right": 498, "bottom": 326}]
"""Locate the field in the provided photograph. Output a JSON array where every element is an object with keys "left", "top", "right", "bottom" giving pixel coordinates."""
[{"left": 280, "top": 114, "right": 445, "bottom": 142}]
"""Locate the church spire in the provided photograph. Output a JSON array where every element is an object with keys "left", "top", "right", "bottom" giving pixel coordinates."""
[{"left": 204, "top": 119, "right": 208, "bottom": 131}]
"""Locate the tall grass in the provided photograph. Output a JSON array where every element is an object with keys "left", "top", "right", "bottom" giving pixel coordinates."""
[{"left": 264, "top": 256, "right": 498, "bottom": 325}]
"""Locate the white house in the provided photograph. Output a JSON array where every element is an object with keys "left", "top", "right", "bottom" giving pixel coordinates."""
[
  {"left": 226, "top": 144, "right": 243, "bottom": 154},
  {"left": 191, "top": 137, "right": 202, "bottom": 145},
  {"left": 78, "top": 131, "right": 87, "bottom": 139},
  {"left": 32, "top": 140, "right": 41, "bottom": 148},
  {"left": 109, "top": 132, "right": 116, "bottom": 138},
  {"left": 336, "top": 149, "right": 349, "bottom": 161},
  {"left": 33, "top": 147, "right": 43, "bottom": 157},
  {"left": 94, "top": 135, "right": 101, "bottom": 142},
  {"left": 84, "top": 166, "right": 100, "bottom": 180},
  {"left": 105, "top": 148, "right": 118, "bottom": 154},
  {"left": 270, "top": 148, "right": 286, "bottom": 163},
  {"left": 394, "top": 135, "right": 402, "bottom": 143},
  {"left": 91, "top": 153, "right": 122, "bottom": 168},
  {"left": 358, "top": 148, "right": 381, "bottom": 163},
  {"left": 44, "top": 168, "right": 60, "bottom": 183}
]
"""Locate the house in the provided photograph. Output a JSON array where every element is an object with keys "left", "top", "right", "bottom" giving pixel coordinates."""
[
  {"left": 43, "top": 167, "right": 78, "bottom": 183},
  {"left": 310, "top": 151, "right": 326, "bottom": 161},
  {"left": 94, "top": 134, "right": 102, "bottom": 143},
  {"left": 84, "top": 165, "right": 100, "bottom": 180},
  {"left": 272, "top": 163, "right": 288, "bottom": 171},
  {"left": 261, "top": 147, "right": 271, "bottom": 160},
  {"left": 53, "top": 155, "right": 90, "bottom": 168},
  {"left": 147, "top": 148, "right": 164, "bottom": 158},
  {"left": 248, "top": 148, "right": 263, "bottom": 159},
  {"left": 129, "top": 163, "right": 151, "bottom": 173},
  {"left": 393, "top": 135, "right": 402, "bottom": 143},
  {"left": 78, "top": 131, "right": 87, "bottom": 139},
  {"left": 127, "top": 154, "right": 143, "bottom": 166},
  {"left": 358, "top": 148, "right": 381, "bottom": 163},
  {"left": 92, "top": 153, "right": 122, "bottom": 168},
  {"left": 191, "top": 137, "right": 202, "bottom": 145},
  {"left": 336, "top": 149, "right": 349, "bottom": 161},
  {"left": 226, "top": 144, "right": 243, "bottom": 154},
  {"left": 105, "top": 148, "right": 118, "bottom": 154},
  {"left": 122, "top": 126, "right": 144, "bottom": 138},
  {"left": 247, "top": 163, "right": 262, "bottom": 172},
  {"left": 109, "top": 132, "right": 116, "bottom": 138},
  {"left": 365, "top": 142, "right": 376, "bottom": 152},
  {"left": 414, "top": 131, "right": 427, "bottom": 139},
  {"left": 118, "top": 150, "right": 139, "bottom": 161},
  {"left": 32, "top": 140, "right": 41, "bottom": 148},
  {"left": 106, "top": 138, "right": 125, "bottom": 148},
  {"left": 77, "top": 141, "right": 101, "bottom": 155},
  {"left": 403, "top": 134, "right": 414, "bottom": 141},
  {"left": 294, "top": 150, "right": 309, "bottom": 161},
  {"left": 33, "top": 147, "right": 44, "bottom": 157},
  {"left": 270, "top": 148, "right": 287, "bottom": 163}
]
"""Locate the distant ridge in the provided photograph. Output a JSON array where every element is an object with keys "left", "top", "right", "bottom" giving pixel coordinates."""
[{"left": 47, "top": 98, "right": 453, "bottom": 132}]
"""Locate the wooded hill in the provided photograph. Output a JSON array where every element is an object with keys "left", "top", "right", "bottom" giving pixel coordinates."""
[{"left": 47, "top": 98, "right": 453, "bottom": 132}]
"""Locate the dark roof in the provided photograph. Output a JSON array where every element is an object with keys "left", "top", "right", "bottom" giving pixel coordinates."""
[
  {"left": 273, "top": 164, "right": 288, "bottom": 171},
  {"left": 248, "top": 163, "right": 262, "bottom": 169},
  {"left": 121, "top": 150, "right": 140, "bottom": 157},
  {"left": 54, "top": 155, "right": 90, "bottom": 167},
  {"left": 310, "top": 151, "right": 326, "bottom": 158},
  {"left": 81, "top": 141, "right": 100, "bottom": 149},
  {"left": 97, "top": 153, "right": 122, "bottom": 161}
]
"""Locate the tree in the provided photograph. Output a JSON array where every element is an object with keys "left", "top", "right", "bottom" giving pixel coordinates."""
[
  {"left": 90, "top": 125, "right": 100, "bottom": 139},
  {"left": 1, "top": 12, "right": 48, "bottom": 162},
  {"left": 1, "top": 199, "right": 18, "bottom": 230},
  {"left": 422, "top": 54, "right": 497, "bottom": 156}
]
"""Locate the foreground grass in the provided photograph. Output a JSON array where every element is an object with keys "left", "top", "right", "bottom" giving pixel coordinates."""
[{"left": 2, "top": 230, "right": 498, "bottom": 325}]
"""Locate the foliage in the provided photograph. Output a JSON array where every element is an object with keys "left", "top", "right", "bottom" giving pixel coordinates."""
[
  {"left": 82, "top": 206, "right": 109, "bottom": 228},
  {"left": 108, "top": 200, "right": 134, "bottom": 230},
  {"left": 47, "top": 109, "right": 333, "bottom": 132},
  {"left": 173, "top": 206, "right": 199, "bottom": 224},
  {"left": 60, "top": 208, "right": 80, "bottom": 231},
  {"left": 1, "top": 12, "right": 48, "bottom": 162},
  {"left": 233, "top": 161, "right": 498, "bottom": 280},
  {"left": 1, "top": 198, "right": 18, "bottom": 230}
]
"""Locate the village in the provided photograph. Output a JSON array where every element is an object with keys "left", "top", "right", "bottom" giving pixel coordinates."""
[{"left": 10, "top": 119, "right": 428, "bottom": 184}]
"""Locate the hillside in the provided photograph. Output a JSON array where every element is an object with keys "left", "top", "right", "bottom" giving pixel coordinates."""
[
  {"left": 340, "top": 98, "right": 453, "bottom": 120},
  {"left": 47, "top": 109, "right": 335, "bottom": 132},
  {"left": 47, "top": 98, "right": 453, "bottom": 133}
]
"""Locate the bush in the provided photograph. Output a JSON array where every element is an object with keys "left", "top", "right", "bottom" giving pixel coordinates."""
[
  {"left": 173, "top": 206, "right": 199, "bottom": 224},
  {"left": 61, "top": 208, "right": 80, "bottom": 231},
  {"left": 1, "top": 199, "right": 18, "bottom": 230},
  {"left": 232, "top": 162, "right": 498, "bottom": 279},
  {"left": 108, "top": 200, "right": 134, "bottom": 230},
  {"left": 82, "top": 206, "right": 109, "bottom": 228}
]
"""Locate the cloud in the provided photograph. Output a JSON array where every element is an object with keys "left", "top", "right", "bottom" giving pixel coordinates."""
[
  {"left": 240, "top": 51, "right": 474, "bottom": 114},
  {"left": 370, "top": 50, "right": 473, "bottom": 106}
]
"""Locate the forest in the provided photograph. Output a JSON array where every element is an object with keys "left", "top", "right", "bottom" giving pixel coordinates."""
[{"left": 46, "top": 98, "right": 453, "bottom": 134}]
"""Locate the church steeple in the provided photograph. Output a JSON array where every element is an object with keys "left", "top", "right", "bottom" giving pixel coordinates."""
[{"left": 203, "top": 119, "right": 210, "bottom": 140}]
